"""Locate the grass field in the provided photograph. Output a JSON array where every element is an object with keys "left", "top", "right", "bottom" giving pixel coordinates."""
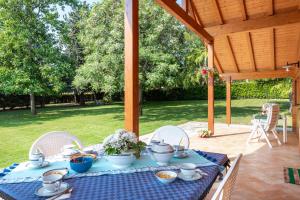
[{"left": 0, "top": 99, "right": 290, "bottom": 168}]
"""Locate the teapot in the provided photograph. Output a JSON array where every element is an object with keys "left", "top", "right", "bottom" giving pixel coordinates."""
[
  {"left": 149, "top": 140, "right": 174, "bottom": 166},
  {"left": 29, "top": 149, "right": 45, "bottom": 167}
]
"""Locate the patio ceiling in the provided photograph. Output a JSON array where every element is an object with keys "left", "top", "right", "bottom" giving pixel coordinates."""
[{"left": 156, "top": 0, "right": 300, "bottom": 81}]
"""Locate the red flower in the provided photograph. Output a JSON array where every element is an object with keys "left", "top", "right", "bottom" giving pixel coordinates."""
[{"left": 201, "top": 69, "right": 208, "bottom": 75}]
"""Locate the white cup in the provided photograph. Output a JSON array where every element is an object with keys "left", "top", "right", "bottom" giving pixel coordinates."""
[
  {"left": 42, "top": 174, "right": 63, "bottom": 192},
  {"left": 180, "top": 163, "right": 197, "bottom": 178}
]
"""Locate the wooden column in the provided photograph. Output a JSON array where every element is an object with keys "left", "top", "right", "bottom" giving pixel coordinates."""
[
  {"left": 207, "top": 43, "right": 214, "bottom": 134},
  {"left": 292, "top": 78, "right": 300, "bottom": 150},
  {"left": 226, "top": 77, "right": 231, "bottom": 125},
  {"left": 124, "top": 0, "right": 139, "bottom": 136},
  {"left": 292, "top": 79, "right": 297, "bottom": 133}
]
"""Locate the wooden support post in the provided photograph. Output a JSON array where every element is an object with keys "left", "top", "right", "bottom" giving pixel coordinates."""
[
  {"left": 226, "top": 77, "right": 231, "bottom": 125},
  {"left": 124, "top": 0, "right": 139, "bottom": 136},
  {"left": 208, "top": 43, "right": 214, "bottom": 134},
  {"left": 292, "top": 79, "right": 298, "bottom": 133}
]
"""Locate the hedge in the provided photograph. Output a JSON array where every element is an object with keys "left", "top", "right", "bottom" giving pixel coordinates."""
[
  {"left": 0, "top": 79, "right": 291, "bottom": 110},
  {"left": 144, "top": 79, "right": 291, "bottom": 101}
]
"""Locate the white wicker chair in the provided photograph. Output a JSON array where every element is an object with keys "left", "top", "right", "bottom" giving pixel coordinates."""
[
  {"left": 29, "top": 131, "right": 84, "bottom": 158},
  {"left": 211, "top": 154, "right": 243, "bottom": 200},
  {"left": 150, "top": 125, "right": 190, "bottom": 149},
  {"left": 247, "top": 103, "right": 282, "bottom": 148}
]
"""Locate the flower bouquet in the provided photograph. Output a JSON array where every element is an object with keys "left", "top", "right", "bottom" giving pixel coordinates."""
[{"left": 103, "top": 129, "right": 146, "bottom": 168}]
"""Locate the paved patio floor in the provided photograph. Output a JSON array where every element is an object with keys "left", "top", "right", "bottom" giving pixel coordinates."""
[{"left": 141, "top": 122, "right": 300, "bottom": 200}]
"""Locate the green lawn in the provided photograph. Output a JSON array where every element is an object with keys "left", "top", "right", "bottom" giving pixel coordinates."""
[{"left": 0, "top": 99, "right": 290, "bottom": 168}]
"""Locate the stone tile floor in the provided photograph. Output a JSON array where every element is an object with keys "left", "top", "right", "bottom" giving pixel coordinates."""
[{"left": 141, "top": 122, "right": 300, "bottom": 200}]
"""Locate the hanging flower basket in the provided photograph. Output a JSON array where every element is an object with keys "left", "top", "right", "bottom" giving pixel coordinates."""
[{"left": 200, "top": 67, "right": 214, "bottom": 77}]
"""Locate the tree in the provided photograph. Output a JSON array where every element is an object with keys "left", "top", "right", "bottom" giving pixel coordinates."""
[
  {"left": 74, "top": 0, "right": 124, "bottom": 102},
  {"left": 63, "top": 2, "right": 89, "bottom": 105},
  {"left": 74, "top": 0, "right": 203, "bottom": 104},
  {"left": 0, "top": 0, "right": 78, "bottom": 114}
]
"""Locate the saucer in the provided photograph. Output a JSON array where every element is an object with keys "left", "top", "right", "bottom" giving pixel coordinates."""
[
  {"left": 173, "top": 152, "right": 189, "bottom": 159},
  {"left": 35, "top": 182, "right": 70, "bottom": 197},
  {"left": 27, "top": 161, "right": 50, "bottom": 169},
  {"left": 178, "top": 172, "right": 202, "bottom": 181}
]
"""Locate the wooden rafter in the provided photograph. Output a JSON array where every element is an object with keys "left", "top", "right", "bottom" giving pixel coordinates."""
[
  {"left": 226, "top": 35, "right": 239, "bottom": 72},
  {"left": 155, "top": 0, "right": 213, "bottom": 43},
  {"left": 212, "top": 0, "right": 224, "bottom": 24},
  {"left": 206, "top": 11, "right": 300, "bottom": 37},
  {"left": 245, "top": 32, "right": 256, "bottom": 71},
  {"left": 270, "top": 28, "right": 276, "bottom": 70},
  {"left": 190, "top": 0, "right": 203, "bottom": 27},
  {"left": 239, "top": 0, "right": 247, "bottom": 20},
  {"left": 220, "top": 69, "right": 297, "bottom": 80},
  {"left": 214, "top": 53, "right": 224, "bottom": 73},
  {"left": 267, "top": 0, "right": 274, "bottom": 16}
]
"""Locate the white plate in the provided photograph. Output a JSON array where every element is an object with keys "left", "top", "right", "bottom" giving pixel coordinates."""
[
  {"left": 178, "top": 172, "right": 202, "bottom": 181},
  {"left": 35, "top": 182, "right": 70, "bottom": 197},
  {"left": 27, "top": 161, "right": 50, "bottom": 169}
]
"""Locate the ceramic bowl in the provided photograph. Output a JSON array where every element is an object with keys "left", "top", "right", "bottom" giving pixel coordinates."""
[
  {"left": 106, "top": 154, "right": 136, "bottom": 169},
  {"left": 70, "top": 156, "right": 93, "bottom": 173},
  {"left": 151, "top": 151, "right": 174, "bottom": 166},
  {"left": 155, "top": 171, "right": 177, "bottom": 184}
]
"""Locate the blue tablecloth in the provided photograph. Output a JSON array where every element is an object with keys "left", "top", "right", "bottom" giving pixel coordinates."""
[{"left": 0, "top": 151, "right": 228, "bottom": 200}]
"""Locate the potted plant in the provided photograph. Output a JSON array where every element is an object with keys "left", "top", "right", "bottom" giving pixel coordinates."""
[
  {"left": 199, "top": 129, "right": 212, "bottom": 138},
  {"left": 103, "top": 129, "right": 146, "bottom": 169}
]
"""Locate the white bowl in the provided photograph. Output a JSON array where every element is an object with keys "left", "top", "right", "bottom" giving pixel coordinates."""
[
  {"left": 155, "top": 171, "right": 177, "bottom": 184},
  {"left": 152, "top": 151, "right": 174, "bottom": 166},
  {"left": 106, "top": 154, "right": 136, "bottom": 169}
]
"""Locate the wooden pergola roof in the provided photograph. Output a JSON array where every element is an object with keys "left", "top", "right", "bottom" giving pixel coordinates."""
[{"left": 156, "top": 0, "right": 300, "bottom": 80}]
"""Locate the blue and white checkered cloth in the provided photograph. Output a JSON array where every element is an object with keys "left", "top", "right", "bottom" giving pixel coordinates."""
[{"left": 0, "top": 151, "right": 228, "bottom": 200}]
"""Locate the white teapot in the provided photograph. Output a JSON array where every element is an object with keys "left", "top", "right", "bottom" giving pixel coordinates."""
[
  {"left": 29, "top": 149, "right": 45, "bottom": 167},
  {"left": 150, "top": 140, "right": 174, "bottom": 166}
]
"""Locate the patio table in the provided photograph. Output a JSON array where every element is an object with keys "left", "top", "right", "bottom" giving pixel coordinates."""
[{"left": 0, "top": 151, "right": 228, "bottom": 200}]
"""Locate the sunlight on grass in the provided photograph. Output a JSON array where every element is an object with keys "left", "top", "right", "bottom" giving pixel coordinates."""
[{"left": 0, "top": 99, "right": 290, "bottom": 168}]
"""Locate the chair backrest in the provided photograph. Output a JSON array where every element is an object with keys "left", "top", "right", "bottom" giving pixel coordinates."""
[
  {"left": 150, "top": 125, "right": 190, "bottom": 149},
  {"left": 211, "top": 154, "right": 243, "bottom": 200},
  {"left": 29, "top": 131, "right": 84, "bottom": 158},
  {"left": 265, "top": 103, "right": 280, "bottom": 131}
]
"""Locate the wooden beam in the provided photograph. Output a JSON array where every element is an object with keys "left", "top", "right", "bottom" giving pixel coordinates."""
[
  {"left": 298, "top": 32, "right": 300, "bottom": 60},
  {"left": 206, "top": 11, "right": 300, "bottom": 37},
  {"left": 208, "top": 44, "right": 215, "bottom": 135},
  {"left": 226, "top": 35, "right": 239, "bottom": 72},
  {"left": 190, "top": 0, "right": 203, "bottom": 27},
  {"left": 212, "top": 0, "right": 224, "bottom": 24},
  {"left": 220, "top": 68, "right": 297, "bottom": 80},
  {"left": 245, "top": 32, "right": 256, "bottom": 71},
  {"left": 239, "top": 0, "right": 247, "bottom": 20},
  {"left": 226, "top": 77, "right": 231, "bottom": 125},
  {"left": 214, "top": 53, "right": 224, "bottom": 73},
  {"left": 156, "top": 0, "right": 213, "bottom": 44},
  {"left": 124, "top": 0, "right": 139, "bottom": 136},
  {"left": 270, "top": 28, "right": 276, "bottom": 70},
  {"left": 267, "top": 0, "right": 274, "bottom": 16}
]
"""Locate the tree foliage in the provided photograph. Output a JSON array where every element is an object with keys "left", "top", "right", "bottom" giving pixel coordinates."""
[
  {"left": 0, "top": 0, "right": 78, "bottom": 96},
  {"left": 74, "top": 0, "right": 207, "bottom": 100}
]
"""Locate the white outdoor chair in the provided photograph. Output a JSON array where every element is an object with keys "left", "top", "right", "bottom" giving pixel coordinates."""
[
  {"left": 150, "top": 125, "right": 190, "bottom": 149},
  {"left": 247, "top": 103, "right": 282, "bottom": 148},
  {"left": 29, "top": 131, "right": 84, "bottom": 158},
  {"left": 211, "top": 154, "right": 243, "bottom": 200}
]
